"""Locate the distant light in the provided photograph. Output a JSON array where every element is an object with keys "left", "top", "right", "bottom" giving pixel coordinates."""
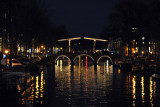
[
  {"left": 41, "top": 45, "right": 44, "bottom": 48},
  {"left": 142, "top": 51, "right": 144, "bottom": 54},
  {"left": 29, "top": 49, "right": 31, "bottom": 53},
  {"left": 3, "top": 54, "right": 6, "bottom": 58},
  {"left": 136, "top": 47, "right": 138, "bottom": 52},
  {"left": 133, "top": 50, "right": 136, "bottom": 53},
  {"left": 142, "top": 37, "right": 145, "bottom": 40},
  {"left": 149, "top": 47, "right": 151, "bottom": 52},
  {"left": 5, "top": 50, "right": 9, "bottom": 54},
  {"left": 131, "top": 27, "right": 138, "bottom": 32}
]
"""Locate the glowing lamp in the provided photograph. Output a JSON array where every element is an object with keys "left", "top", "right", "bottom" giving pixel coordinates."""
[
  {"left": 5, "top": 50, "right": 9, "bottom": 54},
  {"left": 133, "top": 50, "right": 136, "bottom": 54},
  {"left": 41, "top": 45, "right": 44, "bottom": 48}
]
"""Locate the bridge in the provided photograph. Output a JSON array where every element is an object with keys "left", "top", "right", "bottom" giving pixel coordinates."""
[
  {"left": 58, "top": 37, "right": 107, "bottom": 52},
  {"left": 48, "top": 52, "right": 117, "bottom": 70},
  {"left": 46, "top": 37, "right": 119, "bottom": 70}
]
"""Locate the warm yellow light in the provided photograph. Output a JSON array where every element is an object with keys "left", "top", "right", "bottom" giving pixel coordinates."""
[
  {"left": 150, "top": 51, "right": 153, "bottom": 54},
  {"left": 5, "top": 50, "right": 9, "bottom": 54},
  {"left": 142, "top": 51, "right": 144, "bottom": 54},
  {"left": 84, "top": 37, "right": 107, "bottom": 42},
  {"left": 58, "top": 37, "right": 81, "bottom": 41},
  {"left": 133, "top": 50, "right": 136, "bottom": 53},
  {"left": 41, "top": 45, "right": 44, "bottom": 48},
  {"left": 132, "top": 48, "right": 135, "bottom": 54}
]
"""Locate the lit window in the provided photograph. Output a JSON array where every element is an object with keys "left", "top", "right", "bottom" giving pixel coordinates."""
[
  {"left": 149, "top": 42, "right": 150, "bottom": 44},
  {"left": 131, "top": 27, "right": 138, "bottom": 32},
  {"left": 136, "top": 47, "right": 138, "bottom": 52},
  {"left": 142, "top": 42, "right": 145, "bottom": 44},
  {"left": 142, "top": 37, "right": 145, "bottom": 40},
  {"left": 149, "top": 47, "right": 151, "bottom": 52},
  {"left": 4, "top": 13, "right": 7, "bottom": 19}
]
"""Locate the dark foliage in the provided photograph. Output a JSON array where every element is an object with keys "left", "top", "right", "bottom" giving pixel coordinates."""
[{"left": 101, "top": 0, "right": 160, "bottom": 40}]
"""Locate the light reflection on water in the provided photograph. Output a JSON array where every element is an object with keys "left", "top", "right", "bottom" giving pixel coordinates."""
[
  {"left": 54, "top": 58, "right": 157, "bottom": 106},
  {"left": 0, "top": 57, "right": 160, "bottom": 107}
]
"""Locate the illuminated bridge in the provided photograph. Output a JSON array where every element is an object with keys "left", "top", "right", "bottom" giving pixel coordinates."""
[
  {"left": 47, "top": 37, "right": 118, "bottom": 70},
  {"left": 48, "top": 52, "right": 117, "bottom": 70}
]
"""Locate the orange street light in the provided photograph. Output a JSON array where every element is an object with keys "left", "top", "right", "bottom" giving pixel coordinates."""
[
  {"left": 132, "top": 50, "right": 136, "bottom": 54},
  {"left": 4, "top": 49, "right": 9, "bottom": 67},
  {"left": 5, "top": 50, "right": 9, "bottom": 54},
  {"left": 41, "top": 45, "right": 44, "bottom": 49}
]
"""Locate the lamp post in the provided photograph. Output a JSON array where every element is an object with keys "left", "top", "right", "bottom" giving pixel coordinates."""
[
  {"left": 5, "top": 50, "right": 9, "bottom": 67},
  {"left": 41, "top": 45, "right": 45, "bottom": 54}
]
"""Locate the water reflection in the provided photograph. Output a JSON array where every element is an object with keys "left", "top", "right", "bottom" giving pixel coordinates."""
[
  {"left": 141, "top": 76, "right": 144, "bottom": 104},
  {"left": 55, "top": 58, "right": 113, "bottom": 106},
  {"left": 0, "top": 58, "right": 160, "bottom": 107},
  {"left": 150, "top": 77, "right": 153, "bottom": 107},
  {"left": 132, "top": 75, "right": 136, "bottom": 106},
  {"left": 14, "top": 70, "right": 45, "bottom": 105}
]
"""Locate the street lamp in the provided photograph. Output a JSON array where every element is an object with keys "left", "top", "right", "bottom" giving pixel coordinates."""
[
  {"left": 5, "top": 50, "right": 9, "bottom": 54},
  {"left": 41, "top": 45, "right": 45, "bottom": 54},
  {"left": 5, "top": 49, "right": 9, "bottom": 67},
  {"left": 41, "top": 45, "right": 44, "bottom": 49},
  {"left": 133, "top": 50, "right": 136, "bottom": 54}
]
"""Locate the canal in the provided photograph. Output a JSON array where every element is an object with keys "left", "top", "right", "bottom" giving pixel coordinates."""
[{"left": 0, "top": 56, "right": 160, "bottom": 107}]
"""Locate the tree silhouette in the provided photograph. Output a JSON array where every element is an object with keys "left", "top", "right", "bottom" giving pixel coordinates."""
[{"left": 101, "top": 0, "right": 148, "bottom": 41}]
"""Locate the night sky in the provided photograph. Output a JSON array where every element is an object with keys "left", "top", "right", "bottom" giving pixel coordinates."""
[{"left": 45, "top": 0, "right": 118, "bottom": 37}]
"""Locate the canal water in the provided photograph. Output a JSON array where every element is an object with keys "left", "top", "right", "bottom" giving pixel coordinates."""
[{"left": 0, "top": 56, "right": 160, "bottom": 107}]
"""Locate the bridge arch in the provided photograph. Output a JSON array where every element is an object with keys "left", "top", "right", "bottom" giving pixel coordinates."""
[
  {"left": 55, "top": 55, "right": 71, "bottom": 64},
  {"left": 73, "top": 54, "right": 94, "bottom": 61},
  {"left": 97, "top": 55, "right": 113, "bottom": 65}
]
